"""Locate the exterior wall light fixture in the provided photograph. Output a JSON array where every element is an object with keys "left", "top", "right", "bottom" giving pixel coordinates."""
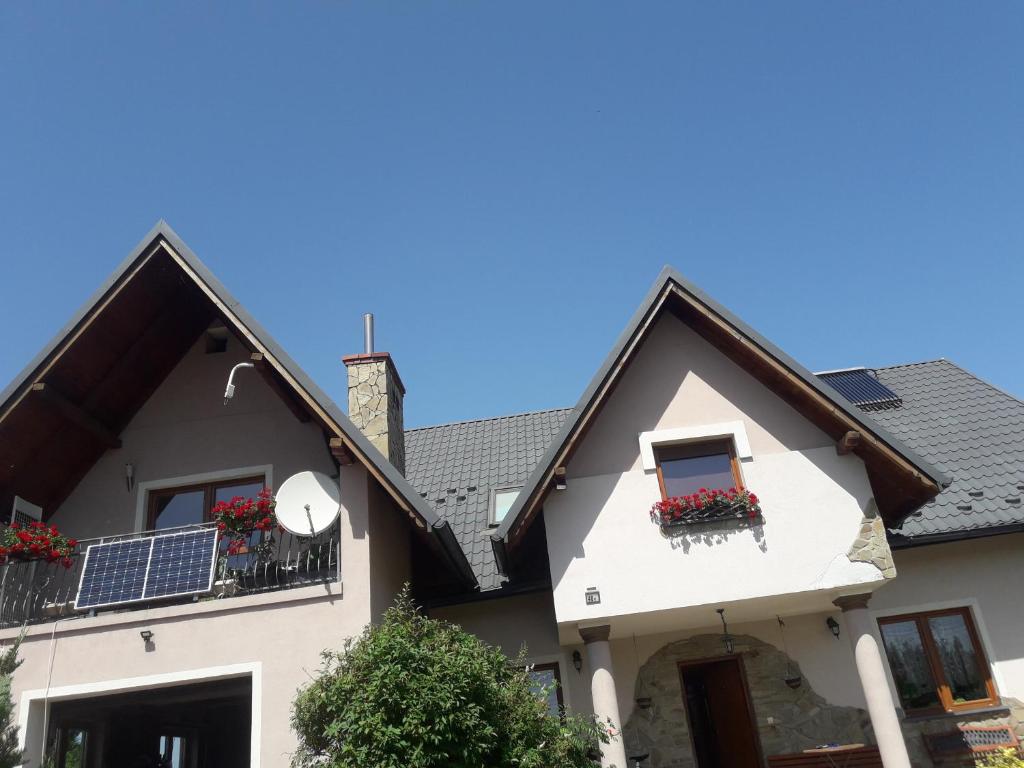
[
  {"left": 826, "top": 616, "right": 841, "bottom": 638},
  {"left": 572, "top": 650, "right": 583, "bottom": 673},
  {"left": 716, "top": 608, "right": 734, "bottom": 654},
  {"left": 140, "top": 629, "right": 154, "bottom": 643}
]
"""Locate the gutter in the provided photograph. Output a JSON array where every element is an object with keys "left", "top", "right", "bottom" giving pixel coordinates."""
[{"left": 888, "top": 523, "right": 1024, "bottom": 549}]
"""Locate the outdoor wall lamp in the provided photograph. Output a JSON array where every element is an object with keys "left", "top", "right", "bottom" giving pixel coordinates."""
[
  {"left": 125, "top": 462, "right": 135, "bottom": 492},
  {"left": 716, "top": 608, "right": 734, "bottom": 654},
  {"left": 572, "top": 650, "right": 583, "bottom": 673},
  {"left": 826, "top": 616, "right": 841, "bottom": 639},
  {"left": 139, "top": 629, "right": 154, "bottom": 643}
]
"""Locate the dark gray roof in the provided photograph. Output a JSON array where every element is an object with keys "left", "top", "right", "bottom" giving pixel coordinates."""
[
  {"left": 866, "top": 360, "right": 1024, "bottom": 545},
  {"left": 405, "top": 408, "right": 573, "bottom": 590}
]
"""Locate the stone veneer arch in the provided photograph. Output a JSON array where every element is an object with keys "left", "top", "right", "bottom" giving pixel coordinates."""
[{"left": 623, "top": 633, "right": 872, "bottom": 767}]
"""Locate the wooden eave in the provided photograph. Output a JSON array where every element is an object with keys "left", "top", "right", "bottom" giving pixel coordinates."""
[
  {"left": 499, "top": 279, "right": 945, "bottom": 555},
  {"left": 0, "top": 224, "right": 477, "bottom": 588}
]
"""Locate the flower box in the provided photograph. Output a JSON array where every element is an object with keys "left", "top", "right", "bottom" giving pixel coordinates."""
[
  {"left": 651, "top": 487, "right": 762, "bottom": 530},
  {"left": 0, "top": 521, "right": 78, "bottom": 568}
]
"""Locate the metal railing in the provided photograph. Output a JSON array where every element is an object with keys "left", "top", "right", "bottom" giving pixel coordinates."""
[{"left": 0, "top": 520, "right": 340, "bottom": 629}]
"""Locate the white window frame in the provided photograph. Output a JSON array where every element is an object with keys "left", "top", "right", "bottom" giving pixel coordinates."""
[
  {"left": 638, "top": 420, "right": 752, "bottom": 472},
  {"left": 18, "top": 662, "right": 262, "bottom": 768},
  {"left": 489, "top": 486, "right": 522, "bottom": 527},
  {"left": 133, "top": 465, "right": 274, "bottom": 533}
]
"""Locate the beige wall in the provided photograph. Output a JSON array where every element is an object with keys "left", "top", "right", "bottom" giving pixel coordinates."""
[
  {"left": 6, "top": 584, "right": 359, "bottom": 768},
  {"left": 5, "top": 328, "right": 423, "bottom": 766},
  {"left": 52, "top": 331, "right": 335, "bottom": 539},
  {"left": 544, "top": 312, "right": 885, "bottom": 629}
]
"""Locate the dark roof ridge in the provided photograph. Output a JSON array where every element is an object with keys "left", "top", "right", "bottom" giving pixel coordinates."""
[
  {"left": 405, "top": 406, "right": 575, "bottom": 434},
  {"left": 0, "top": 221, "right": 477, "bottom": 589},
  {"left": 490, "top": 265, "right": 951, "bottom": 570}
]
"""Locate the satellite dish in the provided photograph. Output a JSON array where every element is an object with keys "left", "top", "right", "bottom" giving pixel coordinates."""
[{"left": 275, "top": 471, "right": 340, "bottom": 536}]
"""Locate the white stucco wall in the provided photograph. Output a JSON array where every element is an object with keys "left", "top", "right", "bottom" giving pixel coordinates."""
[
  {"left": 545, "top": 313, "right": 884, "bottom": 629},
  {"left": 51, "top": 330, "right": 335, "bottom": 539}
]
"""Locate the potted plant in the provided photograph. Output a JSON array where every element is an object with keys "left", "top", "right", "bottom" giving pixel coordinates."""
[
  {"left": 650, "top": 487, "right": 762, "bottom": 530},
  {"left": 0, "top": 521, "right": 77, "bottom": 568},
  {"left": 211, "top": 488, "right": 281, "bottom": 591}
]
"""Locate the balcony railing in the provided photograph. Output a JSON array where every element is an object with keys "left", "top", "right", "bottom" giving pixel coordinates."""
[{"left": 0, "top": 520, "right": 340, "bottom": 629}]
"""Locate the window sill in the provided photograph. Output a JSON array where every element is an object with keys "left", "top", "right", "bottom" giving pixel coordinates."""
[{"left": 901, "top": 703, "right": 1009, "bottom": 724}]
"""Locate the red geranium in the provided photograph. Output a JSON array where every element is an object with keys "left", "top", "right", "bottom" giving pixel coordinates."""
[
  {"left": 211, "top": 487, "right": 278, "bottom": 556},
  {"left": 0, "top": 520, "right": 78, "bottom": 568},
  {"left": 650, "top": 487, "right": 762, "bottom": 527}
]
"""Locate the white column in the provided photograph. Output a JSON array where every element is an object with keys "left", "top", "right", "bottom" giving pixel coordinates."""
[
  {"left": 834, "top": 595, "right": 911, "bottom": 768},
  {"left": 580, "top": 625, "right": 628, "bottom": 768}
]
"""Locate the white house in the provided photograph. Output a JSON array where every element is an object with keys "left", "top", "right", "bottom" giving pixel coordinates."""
[{"left": 0, "top": 223, "right": 1020, "bottom": 768}]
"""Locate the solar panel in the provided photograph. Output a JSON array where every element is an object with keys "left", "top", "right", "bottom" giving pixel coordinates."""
[
  {"left": 75, "top": 528, "right": 219, "bottom": 611},
  {"left": 75, "top": 539, "right": 152, "bottom": 609},
  {"left": 817, "top": 368, "right": 902, "bottom": 410},
  {"left": 145, "top": 529, "right": 219, "bottom": 599}
]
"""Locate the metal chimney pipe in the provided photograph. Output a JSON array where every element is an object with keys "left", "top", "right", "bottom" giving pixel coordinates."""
[{"left": 363, "top": 313, "right": 374, "bottom": 355}]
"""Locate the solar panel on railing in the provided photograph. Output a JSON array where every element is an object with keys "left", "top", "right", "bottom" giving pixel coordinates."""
[
  {"left": 74, "top": 528, "right": 219, "bottom": 611},
  {"left": 145, "top": 528, "right": 219, "bottom": 599}
]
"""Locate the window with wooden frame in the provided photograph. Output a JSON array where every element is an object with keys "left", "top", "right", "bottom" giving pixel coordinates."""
[
  {"left": 528, "top": 662, "right": 565, "bottom": 718},
  {"left": 878, "top": 607, "right": 998, "bottom": 715},
  {"left": 147, "top": 475, "right": 266, "bottom": 531},
  {"left": 654, "top": 439, "right": 743, "bottom": 500}
]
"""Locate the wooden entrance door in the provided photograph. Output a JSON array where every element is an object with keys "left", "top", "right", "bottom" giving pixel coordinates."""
[{"left": 679, "top": 656, "right": 763, "bottom": 768}]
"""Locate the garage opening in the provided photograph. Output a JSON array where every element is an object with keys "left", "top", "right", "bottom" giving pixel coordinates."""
[{"left": 46, "top": 676, "right": 251, "bottom": 768}]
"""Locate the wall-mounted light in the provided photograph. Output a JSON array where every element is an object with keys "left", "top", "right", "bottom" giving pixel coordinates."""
[
  {"left": 139, "top": 629, "right": 154, "bottom": 644},
  {"left": 716, "top": 608, "right": 734, "bottom": 654},
  {"left": 572, "top": 650, "right": 583, "bottom": 673},
  {"left": 826, "top": 616, "right": 841, "bottom": 639},
  {"left": 125, "top": 462, "right": 135, "bottom": 492}
]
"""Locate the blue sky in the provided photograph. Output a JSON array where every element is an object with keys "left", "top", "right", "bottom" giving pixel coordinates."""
[{"left": 1, "top": 2, "right": 1021, "bottom": 428}]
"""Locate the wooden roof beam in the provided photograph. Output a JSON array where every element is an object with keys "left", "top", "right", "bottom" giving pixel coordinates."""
[
  {"left": 329, "top": 436, "right": 356, "bottom": 466},
  {"left": 30, "top": 382, "right": 121, "bottom": 449},
  {"left": 837, "top": 430, "right": 862, "bottom": 456}
]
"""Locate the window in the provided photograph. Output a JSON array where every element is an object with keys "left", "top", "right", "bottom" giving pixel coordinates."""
[
  {"left": 878, "top": 607, "right": 997, "bottom": 714},
  {"left": 56, "top": 726, "right": 88, "bottom": 768},
  {"left": 147, "top": 475, "right": 265, "bottom": 531},
  {"left": 654, "top": 440, "right": 742, "bottom": 500},
  {"left": 491, "top": 487, "right": 520, "bottom": 525},
  {"left": 529, "top": 662, "right": 565, "bottom": 717}
]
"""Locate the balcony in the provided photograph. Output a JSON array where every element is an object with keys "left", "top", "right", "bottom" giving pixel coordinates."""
[{"left": 0, "top": 520, "right": 340, "bottom": 628}]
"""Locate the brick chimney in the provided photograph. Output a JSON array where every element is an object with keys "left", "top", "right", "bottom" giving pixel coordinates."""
[{"left": 343, "top": 314, "right": 406, "bottom": 474}]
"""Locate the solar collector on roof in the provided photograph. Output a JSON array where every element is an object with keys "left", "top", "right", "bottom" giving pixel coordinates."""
[{"left": 817, "top": 368, "right": 903, "bottom": 410}]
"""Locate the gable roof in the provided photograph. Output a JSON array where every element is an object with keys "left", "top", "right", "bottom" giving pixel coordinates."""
[
  {"left": 0, "top": 221, "right": 476, "bottom": 588},
  {"left": 406, "top": 359, "right": 1021, "bottom": 591},
  {"left": 489, "top": 266, "right": 949, "bottom": 572},
  {"left": 867, "top": 360, "right": 1024, "bottom": 546},
  {"left": 405, "top": 408, "right": 573, "bottom": 591}
]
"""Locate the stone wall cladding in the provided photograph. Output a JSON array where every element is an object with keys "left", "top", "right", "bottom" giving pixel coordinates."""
[
  {"left": 623, "top": 634, "right": 871, "bottom": 768},
  {"left": 346, "top": 357, "right": 405, "bottom": 474},
  {"left": 846, "top": 500, "right": 897, "bottom": 579}
]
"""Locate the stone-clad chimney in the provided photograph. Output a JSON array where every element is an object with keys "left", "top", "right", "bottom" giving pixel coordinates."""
[{"left": 343, "top": 314, "right": 406, "bottom": 474}]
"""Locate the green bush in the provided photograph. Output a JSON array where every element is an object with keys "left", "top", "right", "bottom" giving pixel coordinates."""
[
  {"left": 291, "top": 589, "right": 610, "bottom": 768},
  {"left": 0, "top": 632, "right": 24, "bottom": 768},
  {"left": 976, "top": 749, "right": 1024, "bottom": 768}
]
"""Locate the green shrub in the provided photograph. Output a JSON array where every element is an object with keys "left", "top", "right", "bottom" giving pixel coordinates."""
[
  {"left": 976, "top": 749, "right": 1024, "bottom": 768},
  {"left": 291, "top": 589, "right": 610, "bottom": 768},
  {"left": 0, "top": 632, "right": 24, "bottom": 768}
]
